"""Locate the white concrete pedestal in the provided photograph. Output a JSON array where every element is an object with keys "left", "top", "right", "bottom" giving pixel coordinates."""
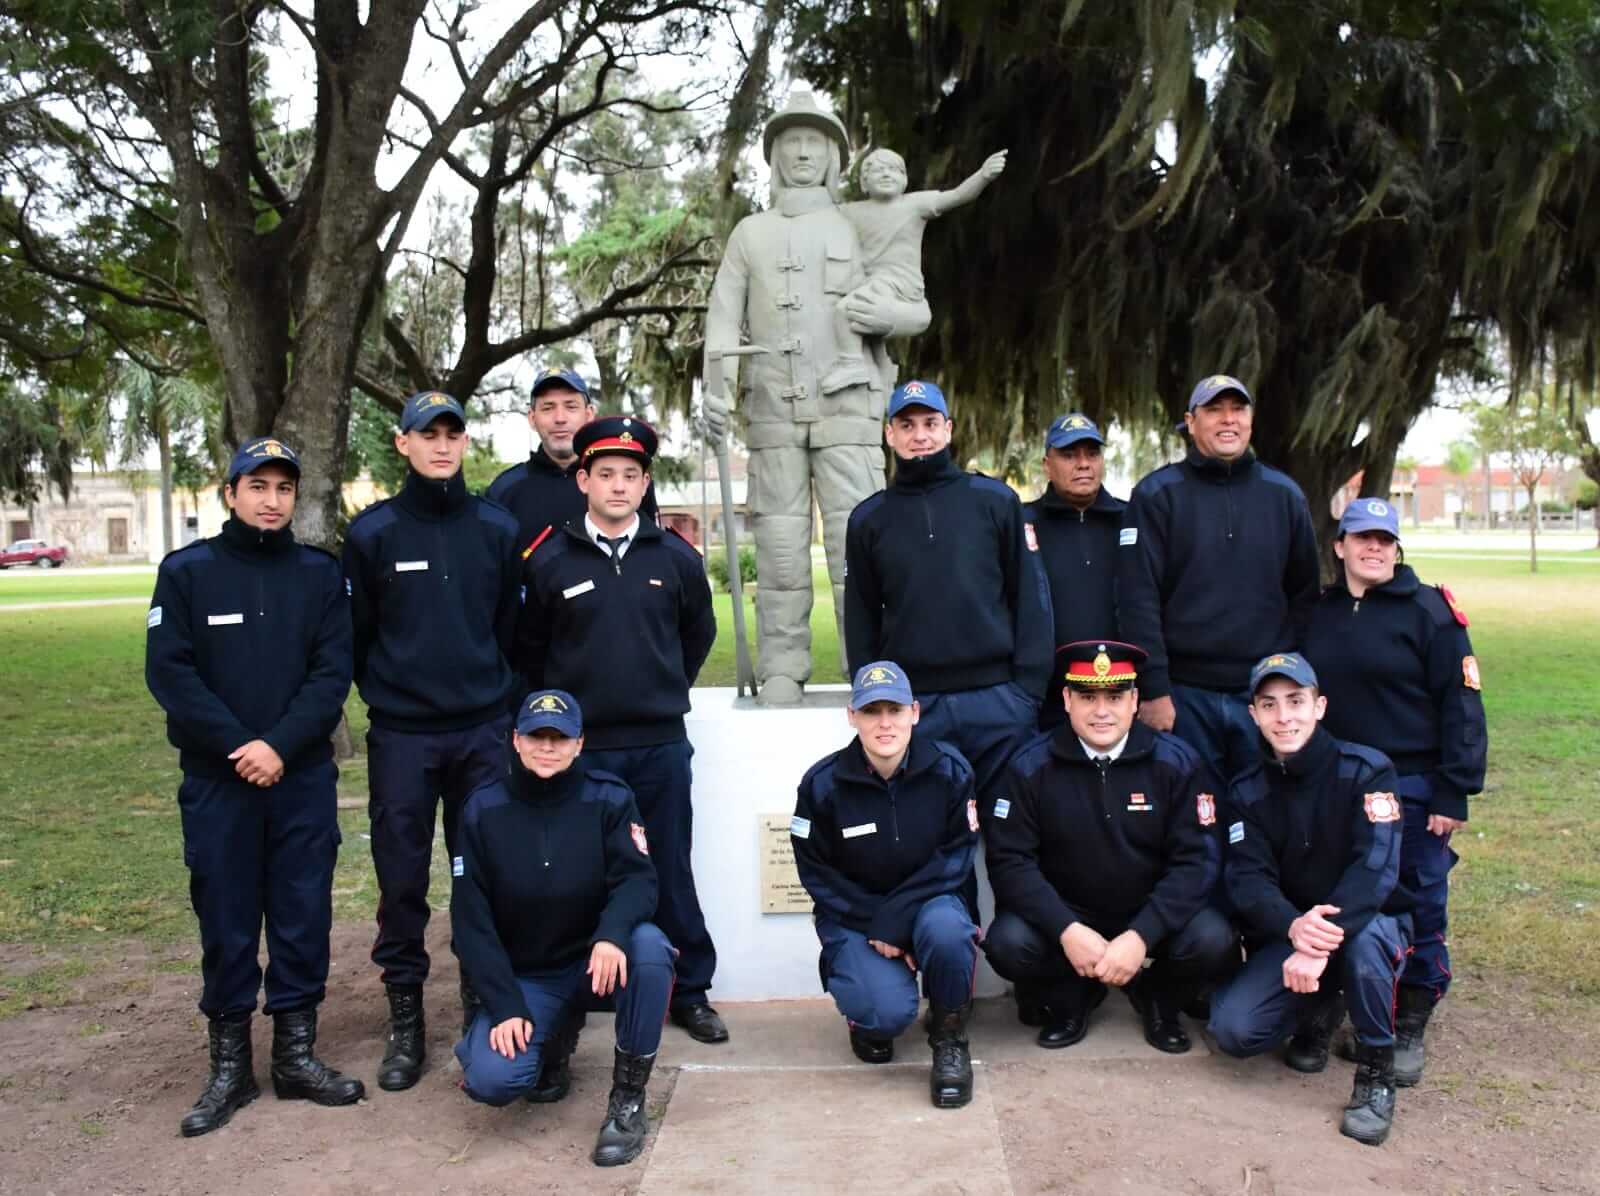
[{"left": 685, "top": 685, "right": 1005, "bottom": 1001}]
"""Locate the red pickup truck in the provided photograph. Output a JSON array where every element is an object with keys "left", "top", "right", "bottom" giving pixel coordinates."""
[{"left": 0, "top": 539, "right": 69, "bottom": 568}]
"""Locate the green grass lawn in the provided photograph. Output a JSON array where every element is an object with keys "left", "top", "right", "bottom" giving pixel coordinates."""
[
  {"left": 0, "top": 572, "right": 156, "bottom": 605},
  {"left": 0, "top": 555, "right": 1595, "bottom": 1015}
]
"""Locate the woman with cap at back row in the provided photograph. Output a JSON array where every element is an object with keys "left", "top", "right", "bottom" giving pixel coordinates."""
[
  {"left": 449, "top": 689, "right": 676, "bottom": 1168},
  {"left": 1301, "top": 497, "right": 1488, "bottom": 1085}
]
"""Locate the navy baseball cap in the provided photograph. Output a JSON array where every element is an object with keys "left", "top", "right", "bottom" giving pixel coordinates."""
[
  {"left": 850, "top": 660, "right": 915, "bottom": 709},
  {"left": 399, "top": 390, "right": 467, "bottom": 432},
  {"left": 1338, "top": 496, "right": 1401, "bottom": 540},
  {"left": 227, "top": 436, "right": 301, "bottom": 485},
  {"left": 1045, "top": 412, "right": 1105, "bottom": 451},
  {"left": 1187, "top": 374, "right": 1252, "bottom": 412},
  {"left": 887, "top": 379, "right": 948, "bottom": 420},
  {"left": 531, "top": 367, "right": 592, "bottom": 403},
  {"left": 1249, "top": 652, "right": 1319, "bottom": 695},
  {"left": 516, "top": 689, "right": 583, "bottom": 738}
]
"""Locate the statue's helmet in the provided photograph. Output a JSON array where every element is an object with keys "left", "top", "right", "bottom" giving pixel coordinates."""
[{"left": 762, "top": 90, "right": 850, "bottom": 172}]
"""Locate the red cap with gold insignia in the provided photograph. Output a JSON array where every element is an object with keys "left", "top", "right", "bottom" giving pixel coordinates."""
[
  {"left": 1058, "top": 640, "right": 1147, "bottom": 691},
  {"left": 572, "top": 415, "right": 658, "bottom": 469}
]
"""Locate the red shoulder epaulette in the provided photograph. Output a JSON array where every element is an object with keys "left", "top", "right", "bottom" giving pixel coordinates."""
[
  {"left": 521, "top": 525, "right": 555, "bottom": 561},
  {"left": 1436, "top": 584, "right": 1469, "bottom": 627}
]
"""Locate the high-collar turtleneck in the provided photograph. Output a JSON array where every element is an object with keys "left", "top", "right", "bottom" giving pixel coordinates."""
[
  {"left": 890, "top": 447, "right": 962, "bottom": 491},
  {"left": 395, "top": 467, "right": 468, "bottom": 519},
  {"left": 777, "top": 187, "right": 837, "bottom": 217},
  {"left": 1262, "top": 725, "right": 1338, "bottom": 781},
  {"left": 1185, "top": 445, "right": 1257, "bottom": 481},
  {"left": 1036, "top": 484, "right": 1120, "bottom": 517},
  {"left": 507, "top": 753, "right": 588, "bottom": 805},
  {"left": 219, "top": 514, "right": 295, "bottom": 557}
]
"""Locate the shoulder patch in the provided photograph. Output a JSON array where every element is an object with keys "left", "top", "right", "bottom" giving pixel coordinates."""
[
  {"left": 993, "top": 797, "right": 1011, "bottom": 820},
  {"left": 1228, "top": 820, "right": 1245, "bottom": 844},
  {"left": 1119, "top": 527, "right": 1138, "bottom": 546},
  {"left": 1363, "top": 791, "right": 1401, "bottom": 823},
  {"left": 146, "top": 605, "right": 163, "bottom": 629},
  {"left": 790, "top": 815, "right": 812, "bottom": 839},
  {"left": 1024, "top": 522, "right": 1038, "bottom": 552},
  {"left": 1462, "top": 655, "right": 1481, "bottom": 691},
  {"left": 1196, "top": 792, "right": 1217, "bottom": 827}
]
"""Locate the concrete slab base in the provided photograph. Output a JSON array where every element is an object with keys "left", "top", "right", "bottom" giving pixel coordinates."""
[{"left": 640, "top": 1067, "right": 1012, "bottom": 1195}]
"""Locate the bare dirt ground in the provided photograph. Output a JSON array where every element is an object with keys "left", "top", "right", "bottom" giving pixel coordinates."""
[{"left": 2, "top": 922, "right": 1596, "bottom": 1195}]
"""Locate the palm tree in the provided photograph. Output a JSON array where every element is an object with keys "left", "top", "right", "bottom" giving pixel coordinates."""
[{"left": 115, "top": 361, "right": 219, "bottom": 556}]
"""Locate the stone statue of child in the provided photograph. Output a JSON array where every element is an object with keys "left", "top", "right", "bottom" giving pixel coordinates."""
[{"left": 823, "top": 147, "right": 1008, "bottom": 390}]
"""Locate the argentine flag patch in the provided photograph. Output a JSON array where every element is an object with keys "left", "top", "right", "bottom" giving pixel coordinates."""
[
  {"left": 790, "top": 816, "right": 811, "bottom": 839},
  {"left": 147, "top": 606, "right": 163, "bottom": 629},
  {"left": 1228, "top": 821, "right": 1245, "bottom": 845},
  {"left": 1119, "top": 527, "right": 1138, "bottom": 546},
  {"left": 993, "top": 798, "right": 1011, "bottom": 820},
  {"left": 451, "top": 856, "right": 464, "bottom": 877}
]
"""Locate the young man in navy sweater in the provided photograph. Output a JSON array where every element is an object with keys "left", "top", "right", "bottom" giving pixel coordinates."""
[
  {"left": 1207, "top": 653, "right": 1413, "bottom": 1146},
  {"left": 342, "top": 391, "right": 523, "bottom": 1091},
  {"left": 515, "top": 416, "right": 724, "bottom": 1045},
  {"left": 148, "top": 437, "right": 363, "bottom": 1137},
  {"left": 791, "top": 661, "right": 981, "bottom": 1108},
  {"left": 1117, "top": 375, "right": 1321, "bottom": 782},
  {"left": 844, "top": 380, "right": 1053, "bottom": 815}
]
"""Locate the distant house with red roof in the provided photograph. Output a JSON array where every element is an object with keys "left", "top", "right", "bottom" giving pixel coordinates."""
[{"left": 1337, "top": 463, "right": 1582, "bottom": 524}]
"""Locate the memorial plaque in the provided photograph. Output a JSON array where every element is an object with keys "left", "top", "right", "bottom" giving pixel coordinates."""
[{"left": 759, "top": 814, "right": 811, "bottom": 914}]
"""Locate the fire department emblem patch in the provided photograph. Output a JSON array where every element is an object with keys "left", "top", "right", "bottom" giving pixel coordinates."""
[
  {"left": 1196, "top": 793, "right": 1216, "bottom": 827},
  {"left": 1363, "top": 792, "right": 1400, "bottom": 824},
  {"left": 630, "top": 822, "right": 650, "bottom": 855}
]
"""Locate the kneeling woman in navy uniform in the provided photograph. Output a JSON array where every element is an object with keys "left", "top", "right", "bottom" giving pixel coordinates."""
[
  {"left": 451, "top": 690, "right": 674, "bottom": 1168},
  {"left": 791, "top": 661, "right": 981, "bottom": 1110}
]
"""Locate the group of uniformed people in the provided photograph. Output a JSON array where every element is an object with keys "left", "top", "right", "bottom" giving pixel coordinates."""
[{"left": 146, "top": 367, "right": 1485, "bottom": 1159}]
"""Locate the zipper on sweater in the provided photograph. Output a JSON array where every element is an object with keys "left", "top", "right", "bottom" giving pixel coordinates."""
[
  {"left": 1226, "top": 465, "right": 1235, "bottom": 542},
  {"left": 923, "top": 497, "right": 935, "bottom": 542},
  {"left": 1096, "top": 758, "right": 1110, "bottom": 820},
  {"left": 538, "top": 805, "right": 552, "bottom": 868},
  {"left": 256, "top": 571, "right": 265, "bottom": 619},
  {"left": 437, "top": 526, "right": 451, "bottom": 583}
]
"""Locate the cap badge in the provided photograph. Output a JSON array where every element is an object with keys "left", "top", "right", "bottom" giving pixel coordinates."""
[
  {"left": 619, "top": 431, "right": 634, "bottom": 443},
  {"left": 1093, "top": 651, "right": 1111, "bottom": 677},
  {"left": 1067, "top": 415, "right": 1087, "bottom": 429},
  {"left": 1367, "top": 500, "right": 1389, "bottom": 516},
  {"left": 903, "top": 381, "right": 926, "bottom": 397},
  {"left": 532, "top": 693, "right": 568, "bottom": 713},
  {"left": 1264, "top": 654, "right": 1290, "bottom": 668},
  {"left": 866, "top": 666, "right": 895, "bottom": 684}
]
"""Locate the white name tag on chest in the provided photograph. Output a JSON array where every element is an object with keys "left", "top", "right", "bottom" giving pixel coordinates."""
[
  {"left": 563, "top": 579, "right": 596, "bottom": 599},
  {"left": 207, "top": 613, "right": 245, "bottom": 626},
  {"left": 842, "top": 822, "right": 877, "bottom": 839},
  {"left": 395, "top": 560, "right": 429, "bottom": 572}
]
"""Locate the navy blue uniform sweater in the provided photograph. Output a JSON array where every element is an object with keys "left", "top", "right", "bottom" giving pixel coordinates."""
[
  {"left": 514, "top": 519, "right": 715, "bottom": 749},
  {"left": 146, "top": 517, "right": 352, "bottom": 779},
  {"left": 1023, "top": 484, "right": 1126, "bottom": 725},
  {"left": 844, "top": 449, "right": 1054, "bottom": 696},
  {"left": 1302, "top": 565, "right": 1486, "bottom": 820},
  {"left": 986, "top": 721, "right": 1221, "bottom": 948},
  {"left": 1223, "top": 727, "right": 1409, "bottom": 945},
  {"left": 487, "top": 446, "right": 659, "bottom": 554},
  {"left": 450, "top": 756, "right": 657, "bottom": 1026},
  {"left": 1117, "top": 448, "right": 1320, "bottom": 699},
  {"left": 342, "top": 470, "right": 522, "bottom": 732},
  {"left": 791, "top": 733, "right": 978, "bottom": 949}
]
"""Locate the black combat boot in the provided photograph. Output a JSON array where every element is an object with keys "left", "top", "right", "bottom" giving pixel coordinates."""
[
  {"left": 927, "top": 1002, "right": 973, "bottom": 1109},
  {"left": 527, "top": 1013, "right": 585, "bottom": 1103},
  {"left": 1339, "top": 1042, "right": 1398, "bottom": 1146},
  {"left": 459, "top": 973, "right": 482, "bottom": 1038},
  {"left": 1284, "top": 991, "right": 1345, "bottom": 1074},
  {"left": 849, "top": 1027, "right": 894, "bottom": 1064},
  {"left": 1393, "top": 987, "right": 1434, "bottom": 1087},
  {"left": 270, "top": 1009, "right": 365, "bottom": 1105},
  {"left": 378, "top": 984, "right": 426, "bottom": 1091},
  {"left": 180, "top": 1014, "right": 260, "bottom": 1137},
  {"left": 591, "top": 1047, "right": 656, "bottom": 1167}
]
